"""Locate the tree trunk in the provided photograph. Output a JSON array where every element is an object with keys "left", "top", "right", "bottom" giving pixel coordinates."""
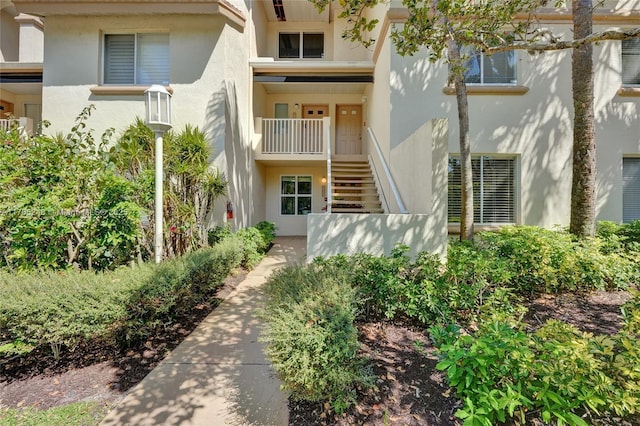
[
  {"left": 569, "top": 0, "right": 596, "bottom": 237},
  {"left": 448, "top": 40, "right": 474, "bottom": 241}
]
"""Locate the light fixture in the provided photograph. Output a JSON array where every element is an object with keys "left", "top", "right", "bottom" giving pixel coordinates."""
[
  {"left": 144, "top": 85, "right": 173, "bottom": 264},
  {"left": 321, "top": 176, "right": 327, "bottom": 184},
  {"left": 294, "top": 103, "right": 300, "bottom": 110}
]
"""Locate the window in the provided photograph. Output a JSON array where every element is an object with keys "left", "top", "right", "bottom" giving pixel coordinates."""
[
  {"left": 622, "top": 38, "right": 640, "bottom": 86},
  {"left": 103, "top": 33, "right": 169, "bottom": 85},
  {"left": 448, "top": 156, "right": 516, "bottom": 224},
  {"left": 281, "top": 176, "right": 312, "bottom": 215},
  {"left": 278, "top": 33, "right": 324, "bottom": 59},
  {"left": 461, "top": 46, "right": 517, "bottom": 84},
  {"left": 623, "top": 158, "right": 640, "bottom": 223}
]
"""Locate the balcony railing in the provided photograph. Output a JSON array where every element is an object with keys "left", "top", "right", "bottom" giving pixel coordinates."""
[
  {"left": 0, "top": 117, "right": 34, "bottom": 137},
  {"left": 261, "top": 118, "right": 325, "bottom": 154}
]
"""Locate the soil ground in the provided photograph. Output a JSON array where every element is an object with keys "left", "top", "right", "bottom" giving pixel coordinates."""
[{"left": 1, "top": 288, "right": 638, "bottom": 425}]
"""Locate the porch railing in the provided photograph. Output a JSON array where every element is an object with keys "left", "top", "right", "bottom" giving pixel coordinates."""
[
  {"left": 0, "top": 117, "right": 34, "bottom": 137},
  {"left": 262, "top": 118, "right": 324, "bottom": 154}
]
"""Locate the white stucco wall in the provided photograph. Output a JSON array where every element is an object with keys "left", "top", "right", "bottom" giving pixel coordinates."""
[
  {"left": 384, "top": 22, "right": 639, "bottom": 227},
  {"left": 40, "top": 13, "right": 260, "bottom": 229},
  {"left": 0, "top": 9, "right": 19, "bottom": 62}
]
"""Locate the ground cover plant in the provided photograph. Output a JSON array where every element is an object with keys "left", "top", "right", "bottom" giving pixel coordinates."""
[{"left": 261, "top": 224, "right": 640, "bottom": 425}]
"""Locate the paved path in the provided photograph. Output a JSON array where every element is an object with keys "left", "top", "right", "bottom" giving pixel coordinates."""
[{"left": 101, "top": 237, "right": 306, "bottom": 426}]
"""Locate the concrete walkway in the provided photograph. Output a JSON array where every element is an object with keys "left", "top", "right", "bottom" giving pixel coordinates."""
[{"left": 101, "top": 237, "right": 306, "bottom": 426}]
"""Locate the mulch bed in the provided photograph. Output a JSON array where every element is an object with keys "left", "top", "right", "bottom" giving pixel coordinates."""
[{"left": 1, "top": 286, "right": 638, "bottom": 426}]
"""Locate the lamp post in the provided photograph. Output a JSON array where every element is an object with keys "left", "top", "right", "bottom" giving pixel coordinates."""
[{"left": 144, "top": 85, "right": 172, "bottom": 264}]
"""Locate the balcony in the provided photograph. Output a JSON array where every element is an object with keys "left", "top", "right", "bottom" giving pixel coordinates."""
[
  {"left": 0, "top": 117, "right": 34, "bottom": 138},
  {"left": 254, "top": 117, "right": 330, "bottom": 162}
]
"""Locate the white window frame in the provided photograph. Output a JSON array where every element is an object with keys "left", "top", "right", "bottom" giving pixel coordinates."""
[
  {"left": 622, "top": 38, "right": 640, "bottom": 86},
  {"left": 448, "top": 155, "right": 518, "bottom": 225},
  {"left": 461, "top": 46, "right": 517, "bottom": 85},
  {"left": 102, "top": 32, "right": 170, "bottom": 85},
  {"left": 278, "top": 32, "right": 324, "bottom": 59},
  {"left": 280, "top": 175, "right": 313, "bottom": 216},
  {"left": 623, "top": 157, "right": 640, "bottom": 223}
]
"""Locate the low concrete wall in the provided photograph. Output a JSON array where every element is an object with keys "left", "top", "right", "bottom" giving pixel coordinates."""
[{"left": 306, "top": 213, "right": 447, "bottom": 261}]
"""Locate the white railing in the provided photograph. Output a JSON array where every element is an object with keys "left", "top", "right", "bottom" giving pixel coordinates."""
[
  {"left": 367, "top": 127, "right": 408, "bottom": 214},
  {"left": 262, "top": 118, "right": 324, "bottom": 154},
  {"left": 0, "top": 117, "right": 33, "bottom": 138}
]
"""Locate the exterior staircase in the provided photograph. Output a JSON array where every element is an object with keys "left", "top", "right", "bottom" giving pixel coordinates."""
[{"left": 330, "top": 159, "right": 384, "bottom": 213}]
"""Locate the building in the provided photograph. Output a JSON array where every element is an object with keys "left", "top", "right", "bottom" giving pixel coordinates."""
[{"left": 2, "top": 0, "right": 639, "bottom": 258}]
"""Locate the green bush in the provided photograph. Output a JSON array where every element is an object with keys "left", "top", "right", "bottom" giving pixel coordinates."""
[
  {"left": 235, "top": 227, "right": 265, "bottom": 269},
  {"left": 0, "top": 265, "right": 154, "bottom": 357},
  {"left": 119, "top": 238, "right": 244, "bottom": 345},
  {"left": 0, "top": 239, "right": 244, "bottom": 358},
  {"left": 260, "top": 265, "right": 373, "bottom": 413},
  {"left": 433, "top": 309, "right": 640, "bottom": 426},
  {"left": 479, "top": 226, "right": 637, "bottom": 293},
  {"left": 254, "top": 221, "right": 277, "bottom": 250},
  {"left": 207, "top": 224, "right": 233, "bottom": 246}
]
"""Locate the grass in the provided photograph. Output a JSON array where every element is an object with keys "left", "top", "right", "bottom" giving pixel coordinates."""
[{"left": 0, "top": 402, "right": 112, "bottom": 426}]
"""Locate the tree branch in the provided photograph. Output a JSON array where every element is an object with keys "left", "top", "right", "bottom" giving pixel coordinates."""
[{"left": 486, "top": 27, "right": 640, "bottom": 53}]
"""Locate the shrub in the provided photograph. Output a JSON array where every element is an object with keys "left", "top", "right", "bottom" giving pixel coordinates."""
[
  {"left": 433, "top": 311, "right": 640, "bottom": 426},
  {"left": 208, "top": 224, "right": 233, "bottom": 246},
  {"left": 0, "top": 266, "right": 154, "bottom": 357},
  {"left": 235, "top": 227, "right": 265, "bottom": 269},
  {"left": 479, "top": 226, "right": 637, "bottom": 293},
  {"left": 260, "top": 264, "right": 373, "bottom": 412},
  {"left": 254, "top": 221, "right": 277, "bottom": 250},
  {"left": 0, "top": 240, "right": 244, "bottom": 358},
  {"left": 119, "top": 239, "right": 244, "bottom": 345}
]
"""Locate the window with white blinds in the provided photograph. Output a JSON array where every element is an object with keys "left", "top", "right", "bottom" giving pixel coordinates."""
[
  {"left": 104, "top": 33, "right": 169, "bottom": 85},
  {"left": 623, "top": 158, "right": 640, "bottom": 223},
  {"left": 461, "top": 45, "right": 517, "bottom": 85},
  {"left": 448, "top": 156, "right": 516, "bottom": 224},
  {"left": 622, "top": 39, "right": 640, "bottom": 85}
]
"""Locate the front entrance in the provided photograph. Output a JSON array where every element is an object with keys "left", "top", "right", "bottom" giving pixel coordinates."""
[{"left": 336, "top": 105, "right": 362, "bottom": 155}]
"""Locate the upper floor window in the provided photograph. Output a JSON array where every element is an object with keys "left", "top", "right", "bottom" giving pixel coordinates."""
[
  {"left": 279, "top": 33, "right": 324, "bottom": 59},
  {"left": 448, "top": 155, "right": 517, "bottom": 224},
  {"left": 622, "top": 38, "right": 640, "bottom": 86},
  {"left": 103, "top": 33, "right": 169, "bottom": 85},
  {"left": 461, "top": 46, "right": 517, "bottom": 84}
]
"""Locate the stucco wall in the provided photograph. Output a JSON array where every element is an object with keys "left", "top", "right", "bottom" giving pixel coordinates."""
[
  {"left": 40, "top": 14, "right": 259, "bottom": 229},
  {"left": 0, "top": 10, "right": 19, "bottom": 62},
  {"left": 307, "top": 117, "right": 449, "bottom": 258},
  {"left": 385, "top": 22, "right": 639, "bottom": 227}
]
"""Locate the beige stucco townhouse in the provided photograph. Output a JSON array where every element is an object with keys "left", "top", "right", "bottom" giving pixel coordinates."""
[{"left": 1, "top": 0, "right": 639, "bottom": 258}]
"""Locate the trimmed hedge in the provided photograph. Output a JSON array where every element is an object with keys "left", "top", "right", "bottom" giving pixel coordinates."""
[{"left": 0, "top": 236, "right": 244, "bottom": 358}]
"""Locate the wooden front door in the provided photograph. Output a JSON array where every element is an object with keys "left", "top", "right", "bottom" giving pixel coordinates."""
[{"left": 336, "top": 105, "right": 362, "bottom": 155}]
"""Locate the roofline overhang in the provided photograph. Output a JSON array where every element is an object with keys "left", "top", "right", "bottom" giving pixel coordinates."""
[
  {"left": 0, "top": 62, "right": 43, "bottom": 73},
  {"left": 12, "top": 0, "right": 246, "bottom": 28},
  {"left": 250, "top": 59, "right": 375, "bottom": 75}
]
